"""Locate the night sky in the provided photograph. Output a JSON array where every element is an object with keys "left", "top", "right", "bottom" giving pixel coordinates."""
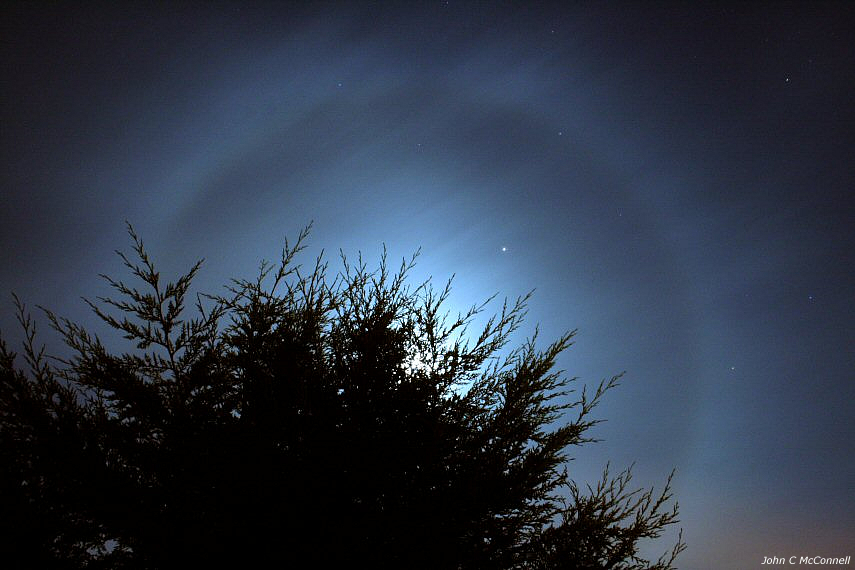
[{"left": 2, "top": 2, "right": 854, "bottom": 567}]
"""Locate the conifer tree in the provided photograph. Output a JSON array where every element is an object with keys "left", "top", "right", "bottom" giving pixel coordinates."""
[{"left": 1, "top": 224, "right": 684, "bottom": 568}]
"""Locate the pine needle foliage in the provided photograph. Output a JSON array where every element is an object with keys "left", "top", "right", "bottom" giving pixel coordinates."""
[{"left": 1, "top": 224, "right": 685, "bottom": 568}]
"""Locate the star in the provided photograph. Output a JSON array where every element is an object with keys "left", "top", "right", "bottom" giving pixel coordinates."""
[{"left": 501, "top": 246, "right": 507, "bottom": 252}]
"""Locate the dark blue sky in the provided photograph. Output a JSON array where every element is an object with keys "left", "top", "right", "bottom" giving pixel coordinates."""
[{"left": 2, "top": 2, "right": 854, "bottom": 567}]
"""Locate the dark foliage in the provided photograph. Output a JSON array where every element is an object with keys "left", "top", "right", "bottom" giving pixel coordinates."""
[{"left": 1, "top": 225, "right": 684, "bottom": 568}]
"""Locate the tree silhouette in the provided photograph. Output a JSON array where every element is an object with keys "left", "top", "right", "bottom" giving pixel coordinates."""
[{"left": 1, "top": 225, "right": 684, "bottom": 568}]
